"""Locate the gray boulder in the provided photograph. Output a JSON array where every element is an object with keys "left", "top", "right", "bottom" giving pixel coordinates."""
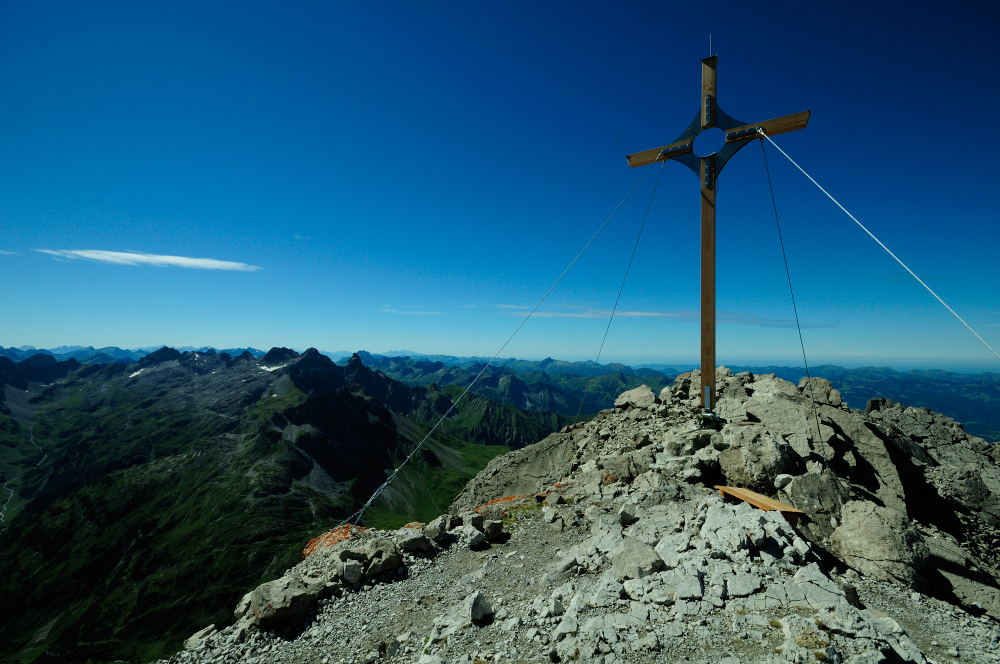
[
  {"left": 483, "top": 519, "right": 504, "bottom": 542},
  {"left": 673, "top": 372, "right": 693, "bottom": 399},
  {"left": 774, "top": 473, "right": 794, "bottom": 489},
  {"left": 742, "top": 375, "right": 817, "bottom": 457},
  {"left": 925, "top": 463, "right": 990, "bottom": 514},
  {"left": 428, "top": 591, "right": 494, "bottom": 643},
  {"left": 457, "top": 590, "right": 493, "bottom": 624},
  {"left": 448, "top": 431, "right": 574, "bottom": 513},
  {"left": 719, "top": 423, "right": 795, "bottom": 493},
  {"left": 183, "top": 624, "right": 216, "bottom": 651},
  {"left": 654, "top": 532, "right": 690, "bottom": 568},
  {"left": 363, "top": 538, "right": 402, "bottom": 577},
  {"left": 727, "top": 572, "right": 762, "bottom": 597},
  {"left": 396, "top": 527, "right": 433, "bottom": 553},
  {"left": 832, "top": 501, "right": 929, "bottom": 588},
  {"left": 589, "top": 573, "right": 625, "bottom": 606},
  {"left": 243, "top": 574, "right": 325, "bottom": 628},
  {"left": 460, "top": 524, "right": 485, "bottom": 547},
  {"left": 614, "top": 384, "right": 656, "bottom": 410},
  {"left": 924, "top": 534, "right": 1000, "bottom": 619},
  {"left": 781, "top": 468, "right": 851, "bottom": 542},
  {"left": 611, "top": 536, "right": 664, "bottom": 580},
  {"left": 798, "top": 376, "right": 844, "bottom": 407},
  {"left": 343, "top": 559, "right": 362, "bottom": 584},
  {"left": 423, "top": 514, "right": 456, "bottom": 544},
  {"left": 233, "top": 592, "right": 252, "bottom": 620}
]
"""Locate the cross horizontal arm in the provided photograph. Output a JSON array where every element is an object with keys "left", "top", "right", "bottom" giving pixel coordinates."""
[
  {"left": 625, "top": 139, "right": 693, "bottom": 168},
  {"left": 724, "top": 110, "right": 810, "bottom": 142},
  {"left": 625, "top": 110, "right": 809, "bottom": 169}
]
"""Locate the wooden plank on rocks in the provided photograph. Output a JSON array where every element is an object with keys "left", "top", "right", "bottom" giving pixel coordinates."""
[{"left": 715, "top": 485, "right": 805, "bottom": 526}]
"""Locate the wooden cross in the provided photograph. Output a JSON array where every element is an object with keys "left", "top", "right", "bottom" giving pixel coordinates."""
[{"left": 626, "top": 56, "right": 810, "bottom": 413}]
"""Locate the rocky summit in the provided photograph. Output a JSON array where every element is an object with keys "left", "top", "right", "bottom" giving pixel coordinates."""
[{"left": 161, "top": 368, "right": 1000, "bottom": 664}]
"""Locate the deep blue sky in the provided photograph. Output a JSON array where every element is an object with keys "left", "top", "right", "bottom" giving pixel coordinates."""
[{"left": 2, "top": 1, "right": 999, "bottom": 369}]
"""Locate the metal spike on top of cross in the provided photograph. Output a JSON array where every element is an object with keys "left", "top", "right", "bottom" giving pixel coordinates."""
[{"left": 626, "top": 56, "right": 810, "bottom": 414}]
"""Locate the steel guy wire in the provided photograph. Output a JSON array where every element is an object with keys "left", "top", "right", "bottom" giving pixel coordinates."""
[
  {"left": 759, "top": 139, "right": 828, "bottom": 469},
  {"left": 574, "top": 160, "right": 666, "bottom": 421},
  {"left": 337, "top": 162, "right": 659, "bottom": 527},
  {"left": 759, "top": 129, "right": 1000, "bottom": 364}
]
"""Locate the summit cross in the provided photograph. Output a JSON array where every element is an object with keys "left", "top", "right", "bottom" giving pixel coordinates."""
[{"left": 626, "top": 56, "right": 810, "bottom": 414}]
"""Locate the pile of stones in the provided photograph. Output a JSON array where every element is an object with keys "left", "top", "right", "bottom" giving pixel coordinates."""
[{"left": 159, "top": 369, "right": 1000, "bottom": 664}]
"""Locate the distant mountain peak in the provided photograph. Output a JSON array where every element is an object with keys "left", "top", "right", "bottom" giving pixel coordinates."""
[
  {"left": 260, "top": 347, "right": 300, "bottom": 365},
  {"left": 138, "top": 347, "right": 182, "bottom": 367}
]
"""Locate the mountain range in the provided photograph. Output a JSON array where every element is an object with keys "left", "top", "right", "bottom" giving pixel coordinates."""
[
  {"left": 352, "top": 353, "right": 1000, "bottom": 442},
  {"left": 9, "top": 346, "right": 999, "bottom": 442},
  {"left": 0, "top": 348, "right": 570, "bottom": 663},
  {"left": 2, "top": 344, "right": 1000, "bottom": 662}
]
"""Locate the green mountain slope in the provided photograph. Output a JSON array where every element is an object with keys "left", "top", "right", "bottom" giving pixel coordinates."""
[
  {"left": 361, "top": 355, "right": 671, "bottom": 416},
  {"left": 425, "top": 384, "right": 578, "bottom": 447},
  {"left": 0, "top": 349, "right": 534, "bottom": 663}
]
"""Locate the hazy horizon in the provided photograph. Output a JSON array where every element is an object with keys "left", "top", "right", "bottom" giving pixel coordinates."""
[{"left": 5, "top": 341, "right": 1000, "bottom": 375}]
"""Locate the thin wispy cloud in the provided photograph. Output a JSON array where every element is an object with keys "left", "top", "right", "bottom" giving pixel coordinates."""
[
  {"left": 495, "top": 304, "right": 529, "bottom": 310},
  {"left": 36, "top": 249, "right": 262, "bottom": 271},
  {"left": 503, "top": 307, "right": 832, "bottom": 329},
  {"left": 0, "top": 250, "right": 17, "bottom": 255},
  {"left": 381, "top": 307, "right": 447, "bottom": 316}
]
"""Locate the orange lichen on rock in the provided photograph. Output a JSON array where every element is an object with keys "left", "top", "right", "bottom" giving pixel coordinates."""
[
  {"left": 475, "top": 483, "right": 574, "bottom": 515},
  {"left": 302, "top": 524, "right": 367, "bottom": 560},
  {"left": 475, "top": 494, "right": 529, "bottom": 513},
  {"left": 402, "top": 521, "right": 425, "bottom": 529}
]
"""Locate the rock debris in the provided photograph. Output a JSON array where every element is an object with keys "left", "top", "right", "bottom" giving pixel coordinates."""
[{"left": 160, "top": 369, "right": 1000, "bottom": 663}]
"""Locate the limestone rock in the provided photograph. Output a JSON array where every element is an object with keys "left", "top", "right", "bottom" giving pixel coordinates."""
[
  {"left": 798, "top": 376, "right": 844, "bottom": 407},
  {"left": 589, "top": 572, "right": 625, "bottom": 606},
  {"left": 449, "top": 431, "right": 575, "bottom": 513},
  {"left": 363, "top": 538, "right": 402, "bottom": 577},
  {"left": 727, "top": 572, "right": 762, "bottom": 598},
  {"left": 422, "top": 515, "right": 448, "bottom": 542},
  {"left": 611, "top": 536, "right": 664, "bottom": 580},
  {"left": 614, "top": 384, "right": 656, "bottom": 410},
  {"left": 774, "top": 473, "right": 794, "bottom": 489},
  {"left": 718, "top": 423, "right": 795, "bottom": 493},
  {"left": 832, "top": 501, "right": 929, "bottom": 588},
  {"left": 654, "top": 531, "right": 690, "bottom": 568},
  {"left": 245, "top": 574, "right": 325, "bottom": 628},
  {"left": 460, "top": 523, "right": 485, "bottom": 547},
  {"left": 780, "top": 613, "right": 830, "bottom": 650},
  {"left": 462, "top": 512, "right": 485, "bottom": 531},
  {"left": 925, "top": 463, "right": 990, "bottom": 513},
  {"left": 233, "top": 592, "right": 252, "bottom": 620},
  {"left": 417, "top": 655, "right": 443, "bottom": 664},
  {"left": 396, "top": 527, "right": 433, "bottom": 553},
  {"left": 781, "top": 468, "right": 851, "bottom": 541},
  {"left": 483, "top": 519, "right": 503, "bottom": 542},
  {"left": 183, "top": 624, "right": 216, "bottom": 651},
  {"left": 428, "top": 591, "right": 494, "bottom": 643},
  {"left": 343, "top": 559, "right": 362, "bottom": 584},
  {"left": 458, "top": 590, "right": 493, "bottom": 624}
]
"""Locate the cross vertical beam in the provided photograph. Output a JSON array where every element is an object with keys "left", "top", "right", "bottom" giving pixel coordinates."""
[
  {"left": 700, "top": 57, "right": 717, "bottom": 412},
  {"left": 624, "top": 55, "right": 809, "bottom": 415}
]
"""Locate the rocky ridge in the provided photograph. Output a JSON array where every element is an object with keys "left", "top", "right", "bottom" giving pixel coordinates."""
[{"left": 160, "top": 368, "right": 1000, "bottom": 663}]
